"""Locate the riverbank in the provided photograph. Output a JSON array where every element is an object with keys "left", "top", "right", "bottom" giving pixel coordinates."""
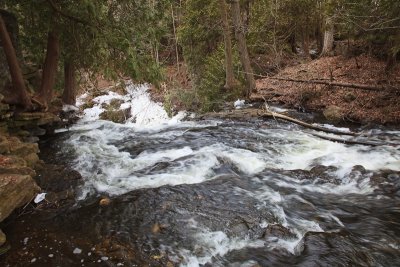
[
  {"left": 0, "top": 97, "right": 71, "bottom": 253},
  {"left": 253, "top": 55, "right": 400, "bottom": 125}
]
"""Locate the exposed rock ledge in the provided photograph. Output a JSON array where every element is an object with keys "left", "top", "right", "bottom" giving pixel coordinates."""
[
  {"left": 0, "top": 101, "right": 62, "bottom": 252},
  {"left": 0, "top": 173, "right": 39, "bottom": 222}
]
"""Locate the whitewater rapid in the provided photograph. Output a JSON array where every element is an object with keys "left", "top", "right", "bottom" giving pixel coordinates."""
[{"left": 56, "top": 83, "right": 400, "bottom": 267}]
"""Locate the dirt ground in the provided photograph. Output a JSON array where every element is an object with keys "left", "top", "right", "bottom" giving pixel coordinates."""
[{"left": 253, "top": 55, "right": 400, "bottom": 125}]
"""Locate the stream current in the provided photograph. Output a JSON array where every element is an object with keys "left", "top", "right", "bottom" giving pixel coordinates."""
[{"left": 2, "top": 84, "right": 400, "bottom": 266}]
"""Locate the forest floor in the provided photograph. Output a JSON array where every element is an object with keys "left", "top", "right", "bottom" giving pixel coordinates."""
[{"left": 253, "top": 55, "right": 400, "bottom": 125}]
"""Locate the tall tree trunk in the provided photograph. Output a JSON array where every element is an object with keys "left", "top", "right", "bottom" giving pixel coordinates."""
[
  {"left": 320, "top": 17, "right": 334, "bottom": 57},
  {"left": 301, "top": 29, "right": 311, "bottom": 59},
  {"left": 289, "top": 32, "right": 297, "bottom": 54},
  {"left": 218, "top": 0, "right": 235, "bottom": 90},
  {"left": 230, "top": 0, "right": 255, "bottom": 97},
  {"left": 62, "top": 60, "right": 76, "bottom": 105},
  {"left": 242, "top": 0, "right": 251, "bottom": 32},
  {"left": 38, "top": 30, "right": 60, "bottom": 107},
  {"left": 0, "top": 15, "right": 32, "bottom": 109}
]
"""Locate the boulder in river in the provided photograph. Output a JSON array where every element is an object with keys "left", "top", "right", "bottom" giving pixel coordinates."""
[{"left": 323, "top": 105, "right": 343, "bottom": 123}]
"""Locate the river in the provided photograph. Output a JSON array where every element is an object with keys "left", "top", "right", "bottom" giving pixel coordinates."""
[{"left": 1, "top": 84, "right": 400, "bottom": 266}]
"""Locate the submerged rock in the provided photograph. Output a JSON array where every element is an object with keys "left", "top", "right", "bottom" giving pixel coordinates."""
[
  {"left": 34, "top": 164, "right": 82, "bottom": 206},
  {"left": 0, "top": 173, "right": 40, "bottom": 222}
]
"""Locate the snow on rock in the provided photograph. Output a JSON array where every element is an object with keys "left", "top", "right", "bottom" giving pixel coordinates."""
[
  {"left": 77, "top": 82, "right": 187, "bottom": 128},
  {"left": 234, "top": 99, "right": 245, "bottom": 109},
  {"left": 62, "top": 105, "right": 79, "bottom": 112}
]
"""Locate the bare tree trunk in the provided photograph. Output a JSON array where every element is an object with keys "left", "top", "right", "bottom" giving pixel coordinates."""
[
  {"left": 289, "top": 32, "right": 297, "bottom": 54},
  {"left": 218, "top": 0, "right": 235, "bottom": 90},
  {"left": 62, "top": 60, "right": 76, "bottom": 105},
  {"left": 301, "top": 30, "right": 311, "bottom": 59},
  {"left": 230, "top": 0, "right": 255, "bottom": 97},
  {"left": 0, "top": 15, "right": 32, "bottom": 109},
  {"left": 242, "top": 0, "right": 251, "bottom": 32},
  {"left": 320, "top": 17, "right": 334, "bottom": 57},
  {"left": 37, "top": 30, "right": 60, "bottom": 107},
  {"left": 171, "top": 4, "right": 179, "bottom": 73}
]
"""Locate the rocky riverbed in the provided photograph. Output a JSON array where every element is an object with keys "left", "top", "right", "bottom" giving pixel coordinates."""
[{"left": 1, "top": 84, "right": 399, "bottom": 267}]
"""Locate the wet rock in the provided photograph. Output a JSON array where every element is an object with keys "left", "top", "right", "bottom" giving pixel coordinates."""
[
  {"left": 100, "top": 109, "right": 130, "bottom": 123},
  {"left": 34, "top": 164, "right": 82, "bottom": 193},
  {"left": 9, "top": 141, "right": 39, "bottom": 156},
  {"left": 22, "top": 153, "right": 41, "bottom": 168},
  {"left": 282, "top": 165, "right": 341, "bottom": 185},
  {"left": 301, "top": 231, "right": 374, "bottom": 266},
  {"left": 37, "top": 113, "right": 61, "bottom": 125},
  {"left": 0, "top": 174, "right": 40, "bottom": 222},
  {"left": 99, "top": 98, "right": 130, "bottom": 123},
  {"left": 13, "top": 112, "right": 43, "bottom": 121},
  {"left": 0, "top": 163, "right": 35, "bottom": 177},
  {"left": 323, "top": 105, "right": 343, "bottom": 123},
  {"left": 0, "top": 229, "right": 5, "bottom": 246},
  {"left": 263, "top": 224, "right": 296, "bottom": 240},
  {"left": 230, "top": 222, "right": 249, "bottom": 236},
  {"left": 0, "top": 155, "right": 35, "bottom": 177},
  {"left": 370, "top": 170, "right": 400, "bottom": 194}
]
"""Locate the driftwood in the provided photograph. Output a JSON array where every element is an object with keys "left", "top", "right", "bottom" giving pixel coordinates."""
[
  {"left": 259, "top": 111, "right": 400, "bottom": 146},
  {"left": 268, "top": 77, "right": 397, "bottom": 92},
  {"left": 308, "top": 132, "right": 381, "bottom": 146},
  {"left": 258, "top": 111, "right": 357, "bottom": 136}
]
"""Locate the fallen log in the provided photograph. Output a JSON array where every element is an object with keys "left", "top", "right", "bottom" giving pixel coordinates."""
[
  {"left": 268, "top": 77, "right": 397, "bottom": 92},
  {"left": 258, "top": 111, "right": 357, "bottom": 136},
  {"left": 258, "top": 111, "right": 400, "bottom": 146},
  {"left": 308, "top": 132, "right": 382, "bottom": 146}
]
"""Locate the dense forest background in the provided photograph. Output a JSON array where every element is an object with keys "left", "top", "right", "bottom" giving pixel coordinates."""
[{"left": 0, "top": 0, "right": 399, "bottom": 112}]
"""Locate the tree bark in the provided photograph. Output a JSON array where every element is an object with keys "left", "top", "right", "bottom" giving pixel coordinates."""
[
  {"left": 218, "top": 0, "right": 235, "bottom": 90},
  {"left": 230, "top": 0, "right": 255, "bottom": 97},
  {"left": 320, "top": 17, "right": 334, "bottom": 57},
  {"left": 62, "top": 60, "right": 76, "bottom": 105},
  {"left": 37, "top": 30, "right": 60, "bottom": 107},
  {"left": 0, "top": 15, "right": 32, "bottom": 109},
  {"left": 258, "top": 111, "right": 357, "bottom": 136},
  {"left": 289, "top": 32, "right": 297, "bottom": 54},
  {"left": 301, "top": 29, "right": 311, "bottom": 59}
]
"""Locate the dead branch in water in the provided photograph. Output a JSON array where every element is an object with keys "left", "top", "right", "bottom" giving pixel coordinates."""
[
  {"left": 308, "top": 132, "right": 382, "bottom": 146},
  {"left": 258, "top": 111, "right": 357, "bottom": 136}
]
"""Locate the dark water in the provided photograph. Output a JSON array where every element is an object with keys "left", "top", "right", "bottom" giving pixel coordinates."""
[{"left": 1, "top": 118, "right": 399, "bottom": 267}]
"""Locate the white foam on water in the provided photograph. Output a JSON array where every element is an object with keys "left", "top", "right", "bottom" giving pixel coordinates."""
[
  {"left": 312, "top": 123, "right": 351, "bottom": 133},
  {"left": 272, "top": 174, "right": 374, "bottom": 195},
  {"left": 69, "top": 134, "right": 268, "bottom": 195},
  {"left": 178, "top": 228, "right": 265, "bottom": 267},
  {"left": 64, "top": 83, "right": 400, "bottom": 266},
  {"left": 263, "top": 129, "right": 400, "bottom": 176}
]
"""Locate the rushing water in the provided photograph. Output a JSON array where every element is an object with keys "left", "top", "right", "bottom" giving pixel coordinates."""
[{"left": 1, "top": 84, "right": 400, "bottom": 267}]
